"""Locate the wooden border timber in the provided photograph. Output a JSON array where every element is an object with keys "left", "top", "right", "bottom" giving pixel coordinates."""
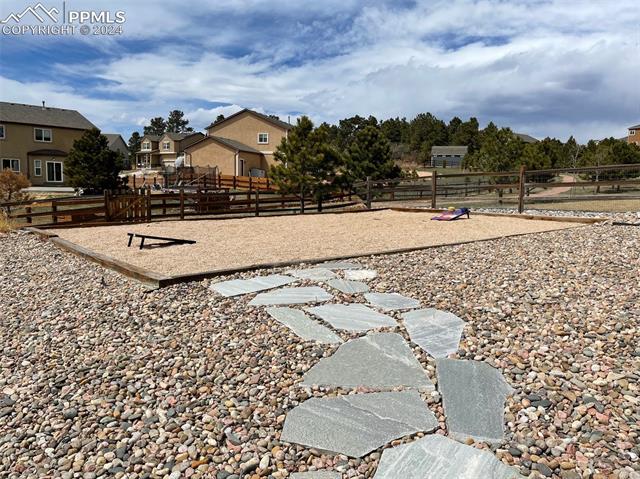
[
  {"left": 26, "top": 227, "right": 169, "bottom": 288},
  {"left": 387, "top": 207, "right": 608, "bottom": 224},
  {"left": 27, "top": 208, "right": 592, "bottom": 289}
]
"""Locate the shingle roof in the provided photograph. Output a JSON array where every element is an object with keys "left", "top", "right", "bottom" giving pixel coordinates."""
[
  {"left": 164, "top": 131, "right": 199, "bottom": 141},
  {"left": 27, "top": 149, "right": 68, "bottom": 156},
  {"left": 629, "top": 124, "right": 640, "bottom": 130},
  {"left": 0, "top": 101, "right": 96, "bottom": 130},
  {"left": 142, "top": 135, "right": 162, "bottom": 142},
  {"left": 103, "top": 133, "right": 125, "bottom": 147},
  {"left": 431, "top": 145, "right": 468, "bottom": 156},
  {"left": 185, "top": 136, "right": 262, "bottom": 154},
  {"left": 206, "top": 108, "right": 293, "bottom": 131},
  {"left": 514, "top": 132, "right": 539, "bottom": 143}
]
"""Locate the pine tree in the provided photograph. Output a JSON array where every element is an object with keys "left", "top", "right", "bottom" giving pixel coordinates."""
[
  {"left": 270, "top": 116, "right": 343, "bottom": 202},
  {"left": 65, "top": 129, "right": 123, "bottom": 193},
  {"left": 166, "top": 110, "right": 193, "bottom": 133},
  {"left": 343, "top": 125, "right": 400, "bottom": 185},
  {"left": 128, "top": 132, "right": 141, "bottom": 158},
  {"left": 143, "top": 117, "right": 166, "bottom": 136}
]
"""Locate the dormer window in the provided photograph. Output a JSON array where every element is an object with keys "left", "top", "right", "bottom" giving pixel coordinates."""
[
  {"left": 163, "top": 141, "right": 171, "bottom": 151},
  {"left": 257, "top": 132, "right": 269, "bottom": 144},
  {"left": 142, "top": 141, "right": 151, "bottom": 150}
]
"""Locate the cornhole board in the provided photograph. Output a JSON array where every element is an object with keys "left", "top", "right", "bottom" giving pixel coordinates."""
[{"left": 431, "top": 208, "right": 470, "bottom": 221}]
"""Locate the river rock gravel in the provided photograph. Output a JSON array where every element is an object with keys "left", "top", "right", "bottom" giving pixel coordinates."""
[{"left": 1, "top": 224, "right": 639, "bottom": 479}]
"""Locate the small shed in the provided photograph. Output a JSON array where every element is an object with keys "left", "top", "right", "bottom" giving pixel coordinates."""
[{"left": 430, "top": 146, "right": 468, "bottom": 168}]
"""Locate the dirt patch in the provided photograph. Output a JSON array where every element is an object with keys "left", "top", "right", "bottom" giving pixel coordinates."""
[{"left": 48, "top": 210, "right": 580, "bottom": 276}]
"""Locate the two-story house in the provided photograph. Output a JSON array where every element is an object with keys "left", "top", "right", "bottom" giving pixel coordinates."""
[
  {"left": 627, "top": 124, "right": 640, "bottom": 146},
  {"left": 0, "top": 101, "right": 96, "bottom": 186},
  {"left": 184, "top": 109, "right": 292, "bottom": 176},
  {"left": 136, "top": 131, "right": 204, "bottom": 169}
]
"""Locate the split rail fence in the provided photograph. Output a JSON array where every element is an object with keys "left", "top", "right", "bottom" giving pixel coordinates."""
[
  {"left": 125, "top": 170, "right": 273, "bottom": 191},
  {"left": 2, "top": 189, "right": 358, "bottom": 227},
  {"left": 354, "top": 164, "right": 640, "bottom": 213}
]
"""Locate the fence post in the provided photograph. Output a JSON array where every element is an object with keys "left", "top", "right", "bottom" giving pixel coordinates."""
[
  {"left": 162, "top": 198, "right": 166, "bottom": 216},
  {"left": 366, "top": 176, "right": 372, "bottom": 209},
  {"left": 518, "top": 165, "right": 526, "bottom": 214},
  {"left": 431, "top": 171, "right": 437, "bottom": 209},
  {"left": 146, "top": 188, "right": 152, "bottom": 221},
  {"left": 26, "top": 206, "right": 32, "bottom": 224},
  {"left": 233, "top": 176, "right": 237, "bottom": 190},
  {"left": 103, "top": 191, "right": 110, "bottom": 222},
  {"left": 249, "top": 176, "right": 253, "bottom": 192},
  {"left": 179, "top": 186, "right": 185, "bottom": 220},
  {"left": 255, "top": 189, "right": 260, "bottom": 217}
]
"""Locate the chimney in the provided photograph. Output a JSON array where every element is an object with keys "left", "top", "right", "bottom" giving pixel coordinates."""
[
  {"left": 288, "top": 115, "right": 291, "bottom": 125},
  {"left": 42, "top": 101, "right": 46, "bottom": 109}
]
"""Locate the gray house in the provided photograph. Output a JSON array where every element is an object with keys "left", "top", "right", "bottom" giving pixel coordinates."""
[
  {"left": 431, "top": 146, "right": 468, "bottom": 168},
  {"left": 104, "top": 133, "right": 130, "bottom": 168}
]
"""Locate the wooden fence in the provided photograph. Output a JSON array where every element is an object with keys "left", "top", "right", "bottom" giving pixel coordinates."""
[
  {"left": 125, "top": 170, "right": 273, "bottom": 191},
  {"left": 354, "top": 163, "right": 640, "bottom": 213},
  {"left": 2, "top": 189, "right": 358, "bottom": 227}
]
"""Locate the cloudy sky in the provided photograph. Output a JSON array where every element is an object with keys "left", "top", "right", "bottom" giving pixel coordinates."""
[{"left": 1, "top": 0, "right": 638, "bottom": 142}]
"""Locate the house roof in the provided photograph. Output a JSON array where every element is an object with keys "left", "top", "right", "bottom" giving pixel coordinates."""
[
  {"left": 142, "top": 135, "right": 162, "bottom": 142},
  {"left": 431, "top": 145, "right": 468, "bottom": 156},
  {"left": 206, "top": 108, "right": 293, "bottom": 131},
  {"left": 0, "top": 101, "right": 96, "bottom": 130},
  {"left": 185, "top": 135, "right": 262, "bottom": 154},
  {"left": 514, "top": 132, "right": 539, "bottom": 143},
  {"left": 28, "top": 149, "right": 68, "bottom": 156},
  {"left": 163, "top": 131, "right": 200, "bottom": 141},
  {"left": 629, "top": 124, "right": 640, "bottom": 130},
  {"left": 103, "top": 133, "right": 125, "bottom": 147}
]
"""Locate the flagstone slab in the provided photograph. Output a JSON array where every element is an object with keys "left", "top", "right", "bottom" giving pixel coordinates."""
[
  {"left": 210, "top": 274, "right": 296, "bottom": 297},
  {"left": 291, "top": 473, "right": 341, "bottom": 479},
  {"left": 373, "top": 435, "right": 521, "bottom": 479},
  {"left": 364, "top": 292, "right": 421, "bottom": 311},
  {"left": 401, "top": 309, "right": 465, "bottom": 358},
  {"left": 318, "top": 261, "right": 362, "bottom": 270},
  {"left": 249, "top": 287, "right": 333, "bottom": 306},
  {"left": 281, "top": 391, "right": 438, "bottom": 458},
  {"left": 326, "top": 278, "right": 369, "bottom": 294},
  {"left": 301, "top": 333, "right": 434, "bottom": 391},
  {"left": 266, "top": 307, "right": 343, "bottom": 344},
  {"left": 344, "top": 269, "right": 378, "bottom": 281},
  {"left": 287, "top": 268, "right": 337, "bottom": 281},
  {"left": 305, "top": 304, "right": 396, "bottom": 332},
  {"left": 436, "top": 359, "right": 514, "bottom": 445}
]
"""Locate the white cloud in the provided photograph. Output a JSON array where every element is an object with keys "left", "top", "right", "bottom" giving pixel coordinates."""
[{"left": 1, "top": 0, "right": 638, "bottom": 141}]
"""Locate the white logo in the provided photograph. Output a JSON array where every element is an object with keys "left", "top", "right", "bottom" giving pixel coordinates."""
[{"left": 1, "top": 3, "right": 59, "bottom": 24}]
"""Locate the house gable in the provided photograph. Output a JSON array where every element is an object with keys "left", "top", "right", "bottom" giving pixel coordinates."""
[{"left": 206, "top": 110, "right": 290, "bottom": 155}]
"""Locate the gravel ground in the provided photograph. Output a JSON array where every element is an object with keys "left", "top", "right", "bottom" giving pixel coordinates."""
[
  {"left": 47, "top": 210, "right": 578, "bottom": 276},
  {"left": 1, "top": 224, "right": 639, "bottom": 479}
]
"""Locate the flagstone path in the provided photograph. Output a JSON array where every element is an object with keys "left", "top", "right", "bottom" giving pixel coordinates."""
[
  {"left": 305, "top": 303, "right": 396, "bottom": 331},
  {"left": 211, "top": 268, "right": 517, "bottom": 476},
  {"left": 301, "top": 333, "right": 434, "bottom": 391},
  {"left": 280, "top": 391, "right": 438, "bottom": 458},
  {"left": 401, "top": 308, "right": 466, "bottom": 358}
]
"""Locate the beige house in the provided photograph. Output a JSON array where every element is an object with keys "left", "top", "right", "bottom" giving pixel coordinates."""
[
  {"left": 627, "top": 124, "right": 640, "bottom": 146},
  {"left": 185, "top": 109, "right": 292, "bottom": 176},
  {"left": 136, "top": 131, "right": 204, "bottom": 169},
  {"left": 0, "top": 101, "right": 95, "bottom": 186}
]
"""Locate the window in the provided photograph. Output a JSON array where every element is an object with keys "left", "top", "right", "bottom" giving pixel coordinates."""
[
  {"left": 46, "top": 161, "right": 63, "bottom": 182},
  {"left": 1, "top": 158, "right": 20, "bottom": 172},
  {"left": 630, "top": 130, "right": 636, "bottom": 136},
  {"left": 34, "top": 159, "right": 42, "bottom": 176},
  {"left": 162, "top": 141, "right": 171, "bottom": 151},
  {"left": 34, "top": 128, "right": 52, "bottom": 142},
  {"left": 142, "top": 141, "right": 151, "bottom": 150},
  {"left": 257, "top": 132, "right": 269, "bottom": 144},
  {"left": 0, "top": 124, "right": 5, "bottom": 139}
]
